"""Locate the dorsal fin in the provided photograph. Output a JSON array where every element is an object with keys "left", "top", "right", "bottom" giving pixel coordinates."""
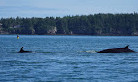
[{"left": 125, "top": 45, "right": 129, "bottom": 48}]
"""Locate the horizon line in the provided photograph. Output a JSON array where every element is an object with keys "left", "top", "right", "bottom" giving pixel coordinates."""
[{"left": 0, "top": 12, "right": 137, "bottom": 19}]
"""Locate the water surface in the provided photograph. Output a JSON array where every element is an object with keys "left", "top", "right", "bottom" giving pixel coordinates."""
[{"left": 0, "top": 35, "right": 138, "bottom": 82}]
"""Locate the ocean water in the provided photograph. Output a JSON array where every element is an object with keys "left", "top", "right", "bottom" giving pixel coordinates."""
[{"left": 0, "top": 35, "right": 138, "bottom": 82}]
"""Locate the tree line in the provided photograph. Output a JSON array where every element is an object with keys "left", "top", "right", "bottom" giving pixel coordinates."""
[{"left": 0, "top": 13, "right": 138, "bottom": 35}]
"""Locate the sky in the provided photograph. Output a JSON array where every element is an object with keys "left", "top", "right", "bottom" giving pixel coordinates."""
[{"left": 0, "top": 0, "right": 138, "bottom": 18}]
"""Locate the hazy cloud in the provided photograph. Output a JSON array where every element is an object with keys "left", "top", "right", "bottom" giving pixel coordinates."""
[{"left": 0, "top": 0, "right": 137, "bottom": 18}]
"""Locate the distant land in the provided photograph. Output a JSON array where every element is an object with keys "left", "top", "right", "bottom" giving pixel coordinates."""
[{"left": 0, "top": 13, "right": 138, "bottom": 36}]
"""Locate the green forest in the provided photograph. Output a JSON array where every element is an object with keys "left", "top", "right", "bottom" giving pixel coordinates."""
[{"left": 0, "top": 13, "right": 138, "bottom": 35}]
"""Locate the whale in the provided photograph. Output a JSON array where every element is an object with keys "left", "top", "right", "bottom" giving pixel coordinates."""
[
  {"left": 19, "top": 50, "right": 32, "bottom": 53},
  {"left": 19, "top": 47, "right": 32, "bottom": 53},
  {"left": 97, "top": 45, "right": 135, "bottom": 53}
]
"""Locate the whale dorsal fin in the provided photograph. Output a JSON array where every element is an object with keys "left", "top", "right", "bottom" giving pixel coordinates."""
[{"left": 125, "top": 45, "right": 129, "bottom": 49}]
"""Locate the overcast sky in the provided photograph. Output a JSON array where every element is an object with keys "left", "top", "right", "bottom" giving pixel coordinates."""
[{"left": 0, "top": 0, "right": 138, "bottom": 18}]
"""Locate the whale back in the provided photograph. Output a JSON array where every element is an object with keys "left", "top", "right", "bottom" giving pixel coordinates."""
[{"left": 98, "top": 45, "right": 135, "bottom": 53}]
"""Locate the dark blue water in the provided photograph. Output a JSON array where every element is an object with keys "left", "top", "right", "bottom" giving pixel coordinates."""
[{"left": 0, "top": 35, "right": 138, "bottom": 82}]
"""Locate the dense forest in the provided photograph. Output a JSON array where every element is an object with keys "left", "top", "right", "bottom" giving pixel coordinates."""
[{"left": 0, "top": 13, "right": 138, "bottom": 35}]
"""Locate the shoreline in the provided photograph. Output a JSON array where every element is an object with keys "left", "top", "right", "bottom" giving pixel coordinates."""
[{"left": 0, "top": 34, "right": 138, "bottom": 36}]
